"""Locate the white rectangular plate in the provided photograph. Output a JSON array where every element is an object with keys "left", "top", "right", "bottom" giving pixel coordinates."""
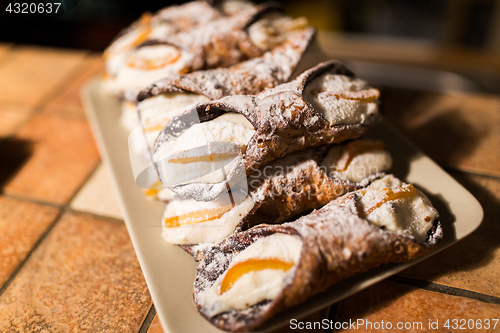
[{"left": 82, "top": 78, "right": 483, "bottom": 333}]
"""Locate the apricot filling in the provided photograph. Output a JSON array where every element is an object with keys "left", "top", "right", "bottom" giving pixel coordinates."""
[
  {"left": 363, "top": 184, "right": 417, "bottom": 215},
  {"left": 220, "top": 258, "right": 294, "bottom": 294},
  {"left": 103, "top": 24, "right": 152, "bottom": 60},
  {"left": 168, "top": 153, "right": 240, "bottom": 164},
  {"left": 126, "top": 47, "right": 181, "bottom": 70},
  {"left": 145, "top": 124, "right": 165, "bottom": 133},
  {"left": 164, "top": 205, "right": 234, "bottom": 228},
  {"left": 144, "top": 180, "right": 163, "bottom": 197}
]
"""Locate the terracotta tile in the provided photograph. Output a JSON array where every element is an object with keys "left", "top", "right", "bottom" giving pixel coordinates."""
[
  {"left": 70, "top": 164, "right": 123, "bottom": 220},
  {"left": 336, "top": 280, "right": 500, "bottom": 333},
  {"left": 0, "top": 212, "right": 152, "bottom": 332},
  {"left": 272, "top": 306, "right": 331, "bottom": 333},
  {"left": 400, "top": 172, "right": 500, "bottom": 297},
  {"left": 146, "top": 306, "right": 331, "bottom": 333},
  {"left": 383, "top": 89, "right": 500, "bottom": 177},
  {"left": 0, "top": 103, "right": 34, "bottom": 136},
  {"left": 147, "top": 315, "right": 166, "bottom": 333},
  {"left": 0, "top": 46, "right": 87, "bottom": 106},
  {"left": 0, "top": 196, "right": 59, "bottom": 288},
  {"left": 4, "top": 115, "right": 100, "bottom": 205},
  {"left": 41, "top": 54, "right": 104, "bottom": 119},
  {"left": 0, "top": 43, "right": 12, "bottom": 60}
]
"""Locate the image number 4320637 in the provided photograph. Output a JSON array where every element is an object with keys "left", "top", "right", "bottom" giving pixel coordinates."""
[{"left": 5, "top": 1, "right": 79, "bottom": 16}]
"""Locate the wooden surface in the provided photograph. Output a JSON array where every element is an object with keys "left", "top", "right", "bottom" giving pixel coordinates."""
[{"left": 0, "top": 42, "right": 499, "bottom": 332}]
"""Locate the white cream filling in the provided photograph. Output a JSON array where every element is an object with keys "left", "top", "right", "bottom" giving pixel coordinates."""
[
  {"left": 198, "top": 233, "right": 302, "bottom": 316},
  {"left": 161, "top": 195, "right": 255, "bottom": 244},
  {"left": 157, "top": 187, "right": 175, "bottom": 202},
  {"left": 148, "top": 23, "right": 174, "bottom": 40},
  {"left": 321, "top": 145, "right": 392, "bottom": 183},
  {"left": 138, "top": 93, "right": 210, "bottom": 151},
  {"left": 163, "top": 114, "right": 255, "bottom": 155},
  {"left": 105, "top": 27, "right": 150, "bottom": 77},
  {"left": 113, "top": 45, "right": 193, "bottom": 92},
  {"left": 304, "top": 73, "right": 378, "bottom": 125},
  {"left": 360, "top": 175, "right": 439, "bottom": 242},
  {"left": 120, "top": 100, "right": 141, "bottom": 132},
  {"left": 248, "top": 13, "right": 309, "bottom": 51},
  {"left": 124, "top": 93, "right": 210, "bottom": 159},
  {"left": 103, "top": 23, "right": 179, "bottom": 96},
  {"left": 139, "top": 93, "right": 210, "bottom": 129},
  {"left": 154, "top": 113, "right": 255, "bottom": 186}
]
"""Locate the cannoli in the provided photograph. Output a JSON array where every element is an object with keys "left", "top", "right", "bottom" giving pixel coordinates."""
[
  {"left": 102, "top": 1, "right": 224, "bottom": 94},
  {"left": 127, "top": 26, "right": 315, "bottom": 162},
  {"left": 137, "top": 27, "right": 316, "bottom": 102},
  {"left": 104, "top": 3, "right": 310, "bottom": 96},
  {"left": 154, "top": 61, "right": 380, "bottom": 201},
  {"left": 161, "top": 140, "right": 391, "bottom": 253},
  {"left": 193, "top": 174, "right": 442, "bottom": 332}
]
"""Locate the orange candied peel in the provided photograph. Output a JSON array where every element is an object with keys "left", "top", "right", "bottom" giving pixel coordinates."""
[
  {"left": 103, "top": 25, "right": 152, "bottom": 60},
  {"left": 126, "top": 46, "right": 181, "bottom": 70},
  {"left": 143, "top": 180, "right": 163, "bottom": 197},
  {"left": 220, "top": 258, "right": 294, "bottom": 294},
  {"left": 168, "top": 152, "right": 240, "bottom": 165},
  {"left": 363, "top": 184, "right": 417, "bottom": 215},
  {"left": 164, "top": 205, "right": 233, "bottom": 228},
  {"left": 145, "top": 124, "right": 165, "bottom": 133}
]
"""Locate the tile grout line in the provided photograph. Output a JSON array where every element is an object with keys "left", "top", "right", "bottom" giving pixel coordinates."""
[
  {"left": 1, "top": 192, "right": 63, "bottom": 209},
  {"left": 0, "top": 160, "right": 107, "bottom": 297},
  {"left": 64, "top": 208, "right": 124, "bottom": 224},
  {"left": 389, "top": 275, "right": 500, "bottom": 305},
  {"left": 0, "top": 209, "right": 64, "bottom": 298},
  {"left": 1, "top": 159, "right": 101, "bottom": 210},
  {"left": 138, "top": 304, "right": 156, "bottom": 333},
  {"left": 62, "top": 160, "right": 126, "bottom": 223},
  {"left": 2, "top": 160, "right": 126, "bottom": 224},
  {"left": 65, "top": 160, "right": 102, "bottom": 204}
]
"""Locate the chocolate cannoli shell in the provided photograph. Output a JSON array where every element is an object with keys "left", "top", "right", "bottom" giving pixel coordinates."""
[
  {"left": 137, "top": 27, "right": 317, "bottom": 101},
  {"left": 193, "top": 193, "right": 442, "bottom": 332},
  {"left": 105, "top": 1, "right": 223, "bottom": 70},
  {"left": 149, "top": 3, "right": 284, "bottom": 72},
  {"left": 244, "top": 145, "right": 356, "bottom": 229},
  {"left": 178, "top": 146, "right": 366, "bottom": 261},
  {"left": 155, "top": 61, "right": 379, "bottom": 201}
]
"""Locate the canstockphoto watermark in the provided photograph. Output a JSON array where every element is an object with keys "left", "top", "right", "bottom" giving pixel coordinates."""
[
  {"left": 290, "top": 318, "right": 499, "bottom": 330},
  {"left": 290, "top": 318, "right": 424, "bottom": 330}
]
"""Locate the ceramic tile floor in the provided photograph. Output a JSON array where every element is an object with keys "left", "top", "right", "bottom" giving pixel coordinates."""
[{"left": 0, "top": 45, "right": 498, "bottom": 332}]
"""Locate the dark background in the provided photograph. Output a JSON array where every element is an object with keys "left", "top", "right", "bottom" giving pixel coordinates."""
[{"left": 0, "top": 0, "right": 499, "bottom": 53}]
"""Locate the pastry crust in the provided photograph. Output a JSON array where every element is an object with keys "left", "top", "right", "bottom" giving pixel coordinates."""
[
  {"left": 154, "top": 61, "right": 380, "bottom": 201},
  {"left": 134, "top": 3, "right": 281, "bottom": 74},
  {"left": 137, "top": 27, "right": 316, "bottom": 101},
  {"left": 193, "top": 190, "right": 442, "bottom": 332},
  {"left": 104, "top": 2, "right": 289, "bottom": 96},
  {"left": 104, "top": 1, "right": 224, "bottom": 76},
  {"left": 177, "top": 142, "right": 388, "bottom": 260}
]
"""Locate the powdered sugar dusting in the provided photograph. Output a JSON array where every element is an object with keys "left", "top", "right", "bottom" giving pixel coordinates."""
[
  {"left": 138, "top": 27, "right": 315, "bottom": 101},
  {"left": 193, "top": 190, "right": 442, "bottom": 331}
]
